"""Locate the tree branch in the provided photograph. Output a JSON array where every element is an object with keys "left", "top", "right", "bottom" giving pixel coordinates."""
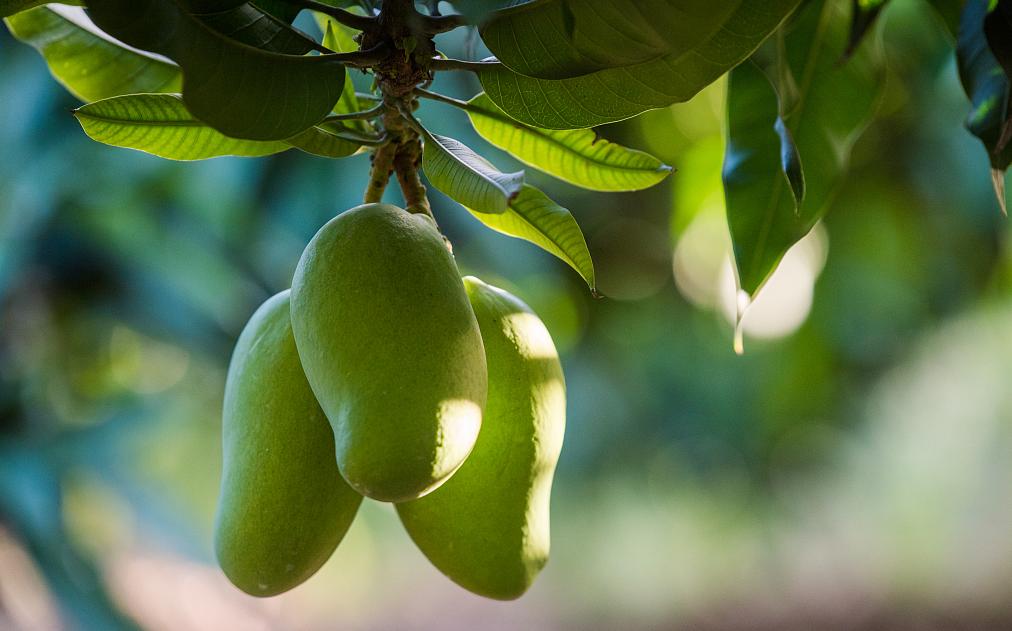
[
  {"left": 394, "top": 139, "right": 433, "bottom": 219},
  {"left": 364, "top": 141, "right": 398, "bottom": 203}
]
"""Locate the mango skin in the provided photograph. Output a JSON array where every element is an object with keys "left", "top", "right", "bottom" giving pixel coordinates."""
[
  {"left": 290, "top": 204, "right": 487, "bottom": 502},
  {"left": 214, "top": 291, "right": 362, "bottom": 597},
  {"left": 396, "top": 277, "right": 566, "bottom": 600}
]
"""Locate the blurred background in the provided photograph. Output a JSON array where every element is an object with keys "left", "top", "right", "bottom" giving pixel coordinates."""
[{"left": 4, "top": 1, "right": 1012, "bottom": 629}]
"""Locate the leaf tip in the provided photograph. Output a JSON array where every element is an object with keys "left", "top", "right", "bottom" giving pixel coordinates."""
[
  {"left": 733, "top": 289, "right": 751, "bottom": 356},
  {"left": 992, "top": 168, "right": 1008, "bottom": 216}
]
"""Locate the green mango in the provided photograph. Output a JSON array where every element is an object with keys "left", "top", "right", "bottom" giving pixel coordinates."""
[
  {"left": 290, "top": 203, "right": 487, "bottom": 502},
  {"left": 214, "top": 290, "right": 362, "bottom": 597},
  {"left": 396, "top": 277, "right": 566, "bottom": 600}
]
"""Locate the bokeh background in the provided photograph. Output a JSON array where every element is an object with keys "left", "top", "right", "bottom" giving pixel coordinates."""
[{"left": 4, "top": 1, "right": 1012, "bottom": 629}]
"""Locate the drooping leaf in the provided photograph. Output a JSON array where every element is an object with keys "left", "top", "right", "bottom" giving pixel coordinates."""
[
  {"left": 480, "top": 0, "right": 740, "bottom": 80},
  {"left": 724, "top": 0, "right": 883, "bottom": 297},
  {"left": 4, "top": 6, "right": 181, "bottom": 102},
  {"left": 467, "top": 185, "right": 596, "bottom": 290},
  {"left": 421, "top": 131, "right": 524, "bottom": 214},
  {"left": 1, "top": 0, "right": 80, "bottom": 18},
  {"left": 958, "top": 0, "right": 1012, "bottom": 212},
  {"left": 478, "top": 0, "right": 801, "bottom": 129},
  {"left": 86, "top": 0, "right": 346, "bottom": 140},
  {"left": 723, "top": 61, "right": 805, "bottom": 293},
  {"left": 74, "top": 93, "right": 291, "bottom": 160},
  {"left": 844, "top": 0, "right": 889, "bottom": 59},
  {"left": 463, "top": 92, "right": 671, "bottom": 191},
  {"left": 188, "top": 0, "right": 320, "bottom": 54}
]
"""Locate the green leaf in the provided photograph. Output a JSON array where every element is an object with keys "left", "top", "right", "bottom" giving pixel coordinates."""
[
  {"left": 463, "top": 92, "right": 671, "bottom": 191},
  {"left": 958, "top": 0, "right": 1012, "bottom": 211},
  {"left": 723, "top": 61, "right": 806, "bottom": 294},
  {"left": 1, "top": 0, "right": 80, "bottom": 18},
  {"left": 480, "top": 0, "right": 741, "bottom": 80},
  {"left": 467, "top": 185, "right": 596, "bottom": 290},
  {"left": 188, "top": 0, "right": 320, "bottom": 54},
  {"left": 74, "top": 93, "right": 291, "bottom": 160},
  {"left": 724, "top": 0, "right": 883, "bottom": 298},
  {"left": 478, "top": 0, "right": 801, "bottom": 129},
  {"left": 86, "top": 0, "right": 346, "bottom": 140},
  {"left": 844, "top": 0, "right": 888, "bottom": 60},
  {"left": 4, "top": 6, "right": 181, "bottom": 102},
  {"left": 74, "top": 92, "right": 363, "bottom": 160},
  {"left": 286, "top": 123, "right": 364, "bottom": 158},
  {"left": 315, "top": 10, "right": 376, "bottom": 134},
  {"left": 421, "top": 131, "right": 524, "bottom": 214},
  {"left": 250, "top": 0, "right": 301, "bottom": 22}
]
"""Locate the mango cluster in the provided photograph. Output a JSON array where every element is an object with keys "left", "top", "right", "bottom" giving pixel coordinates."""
[{"left": 214, "top": 203, "right": 566, "bottom": 601}]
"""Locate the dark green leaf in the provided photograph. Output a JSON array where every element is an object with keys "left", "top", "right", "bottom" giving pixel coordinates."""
[
  {"left": 478, "top": 0, "right": 801, "bottom": 129},
  {"left": 421, "top": 131, "right": 524, "bottom": 214},
  {"left": 187, "top": 0, "right": 320, "bottom": 54},
  {"left": 250, "top": 0, "right": 301, "bottom": 22},
  {"left": 1, "top": 0, "right": 81, "bottom": 18},
  {"left": 465, "top": 92, "right": 671, "bottom": 191},
  {"left": 724, "top": 0, "right": 884, "bottom": 298},
  {"left": 480, "top": 0, "right": 740, "bottom": 80},
  {"left": 86, "top": 0, "right": 346, "bottom": 140},
  {"left": 4, "top": 6, "right": 181, "bottom": 102},
  {"left": 466, "top": 185, "right": 596, "bottom": 289},
  {"left": 959, "top": 0, "right": 1012, "bottom": 211}
]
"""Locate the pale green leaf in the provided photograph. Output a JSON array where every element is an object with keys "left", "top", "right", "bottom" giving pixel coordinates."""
[
  {"left": 5, "top": 6, "right": 181, "bottom": 102},
  {"left": 422, "top": 131, "right": 524, "bottom": 214},
  {"left": 467, "top": 185, "right": 595, "bottom": 290},
  {"left": 316, "top": 13, "right": 376, "bottom": 133},
  {"left": 75, "top": 92, "right": 363, "bottom": 160},
  {"left": 465, "top": 93, "right": 671, "bottom": 192},
  {"left": 74, "top": 93, "right": 290, "bottom": 160}
]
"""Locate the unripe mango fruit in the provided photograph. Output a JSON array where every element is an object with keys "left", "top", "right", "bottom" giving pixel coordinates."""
[
  {"left": 291, "top": 204, "right": 487, "bottom": 502},
  {"left": 214, "top": 290, "right": 362, "bottom": 597},
  {"left": 396, "top": 277, "right": 566, "bottom": 600}
]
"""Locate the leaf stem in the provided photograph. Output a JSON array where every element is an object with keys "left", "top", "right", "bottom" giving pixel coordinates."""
[
  {"left": 428, "top": 58, "right": 501, "bottom": 72},
  {"left": 422, "top": 14, "right": 469, "bottom": 34},
  {"left": 415, "top": 87, "right": 473, "bottom": 111},
  {"left": 324, "top": 42, "right": 391, "bottom": 67},
  {"left": 322, "top": 103, "right": 386, "bottom": 123},
  {"left": 287, "top": 0, "right": 377, "bottom": 31}
]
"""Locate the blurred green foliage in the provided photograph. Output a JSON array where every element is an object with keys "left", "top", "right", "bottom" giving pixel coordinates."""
[{"left": 3, "top": 2, "right": 1012, "bottom": 629}]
